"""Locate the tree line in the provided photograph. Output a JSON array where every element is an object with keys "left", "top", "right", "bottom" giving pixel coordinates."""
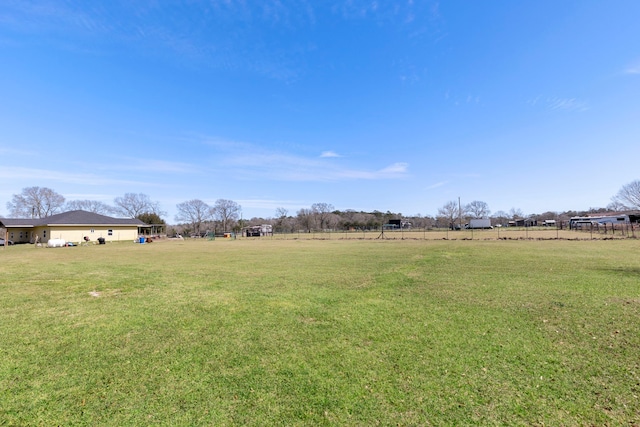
[
  {"left": 2, "top": 180, "right": 640, "bottom": 235},
  {"left": 4, "top": 187, "right": 166, "bottom": 224}
]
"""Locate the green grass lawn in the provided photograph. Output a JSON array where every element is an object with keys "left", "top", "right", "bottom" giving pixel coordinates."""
[{"left": 1, "top": 239, "right": 639, "bottom": 425}]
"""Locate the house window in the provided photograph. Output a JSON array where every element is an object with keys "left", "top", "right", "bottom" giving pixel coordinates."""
[
  {"left": 108, "top": 229, "right": 113, "bottom": 236},
  {"left": 90, "top": 229, "right": 95, "bottom": 233},
  {"left": 43, "top": 230, "right": 47, "bottom": 238},
  {"left": 10, "top": 232, "right": 14, "bottom": 239}
]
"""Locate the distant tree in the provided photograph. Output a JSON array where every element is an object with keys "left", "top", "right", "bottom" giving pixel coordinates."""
[
  {"left": 212, "top": 199, "right": 241, "bottom": 232},
  {"left": 65, "top": 200, "right": 115, "bottom": 215},
  {"left": 509, "top": 207, "right": 524, "bottom": 219},
  {"left": 533, "top": 211, "right": 559, "bottom": 221},
  {"left": 410, "top": 214, "right": 435, "bottom": 229},
  {"left": 175, "top": 199, "right": 212, "bottom": 236},
  {"left": 114, "top": 193, "right": 164, "bottom": 218},
  {"left": 606, "top": 200, "right": 627, "bottom": 212},
  {"left": 611, "top": 180, "right": 640, "bottom": 210},
  {"left": 311, "top": 202, "right": 335, "bottom": 230},
  {"left": 296, "top": 208, "right": 314, "bottom": 232},
  {"left": 274, "top": 207, "right": 289, "bottom": 233},
  {"left": 275, "top": 207, "right": 288, "bottom": 219},
  {"left": 465, "top": 200, "right": 490, "bottom": 218},
  {"left": 366, "top": 211, "right": 384, "bottom": 230},
  {"left": 438, "top": 200, "right": 461, "bottom": 229},
  {"left": 491, "top": 210, "right": 509, "bottom": 226},
  {"left": 7, "top": 186, "right": 65, "bottom": 218},
  {"left": 325, "top": 212, "right": 341, "bottom": 230},
  {"left": 339, "top": 209, "right": 359, "bottom": 230},
  {"left": 137, "top": 212, "right": 166, "bottom": 225}
]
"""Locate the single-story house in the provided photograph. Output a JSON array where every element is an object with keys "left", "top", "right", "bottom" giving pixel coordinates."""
[{"left": 0, "top": 210, "right": 147, "bottom": 245}]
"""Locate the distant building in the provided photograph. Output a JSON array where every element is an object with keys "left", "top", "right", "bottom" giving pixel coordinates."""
[
  {"left": 243, "top": 224, "right": 273, "bottom": 237},
  {"left": 508, "top": 218, "right": 537, "bottom": 227},
  {"left": 384, "top": 219, "right": 411, "bottom": 229}
]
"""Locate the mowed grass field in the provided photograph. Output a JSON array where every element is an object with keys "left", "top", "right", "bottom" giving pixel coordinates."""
[{"left": 1, "top": 239, "right": 639, "bottom": 426}]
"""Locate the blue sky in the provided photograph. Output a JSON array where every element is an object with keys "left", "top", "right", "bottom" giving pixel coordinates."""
[{"left": 1, "top": 1, "right": 638, "bottom": 221}]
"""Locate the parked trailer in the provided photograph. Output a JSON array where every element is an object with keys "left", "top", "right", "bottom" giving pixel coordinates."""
[
  {"left": 569, "top": 215, "right": 631, "bottom": 229},
  {"left": 465, "top": 219, "right": 493, "bottom": 229}
]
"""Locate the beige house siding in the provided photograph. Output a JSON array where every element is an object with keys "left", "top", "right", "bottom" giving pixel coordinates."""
[
  {"left": 7, "top": 228, "right": 35, "bottom": 244},
  {"left": 39, "top": 226, "right": 139, "bottom": 244}
]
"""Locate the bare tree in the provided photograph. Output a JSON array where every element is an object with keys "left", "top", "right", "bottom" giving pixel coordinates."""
[
  {"left": 325, "top": 212, "right": 341, "bottom": 230},
  {"left": 212, "top": 199, "right": 241, "bottom": 232},
  {"left": 611, "top": 180, "right": 640, "bottom": 210},
  {"left": 296, "top": 208, "right": 314, "bottom": 232},
  {"left": 311, "top": 202, "right": 335, "bottom": 230},
  {"left": 114, "top": 193, "right": 164, "bottom": 218},
  {"left": 509, "top": 207, "right": 524, "bottom": 219},
  {"left": 606, "top": 200, "right": 627, "bottom": 212},
  {"left": 339, "top": 209, "right": 362, "bottom": 230},
  {"left": 175, "top": 199, "right": 212, "bottom": 236},
  {"left": 7, "top": 186, "right": 65, "bottom": 218},
  {"left": 465, "top": 200, "right": 491, "bottom": 218},
  {"left": 65, "top": 200, "right": 115, "bottom": 215},
  {"left": 274, "top": 207, "right": 289, "bottom": 233},
  {"left": 491, "top": 210, "right": 509, "bottom": 226},
  {"left": 275, "top": 207, "right": 288, "bottom": 219},
  {"left": 410, "top": 214, "right": 435, "bottom": 229},
  {"left": 437, "top": 200, "right": 461, "bottom": 229}
]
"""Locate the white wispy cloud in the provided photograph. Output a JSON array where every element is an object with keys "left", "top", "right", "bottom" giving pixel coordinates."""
[
  {"left": 101, "top": 158, "right": 202, "bottom": 174},
  {"left": 0, "top": 146, "right": 38, "bottom": 156},
  {"left": 623, "top": 63, "right": 640, "bottom": 74},
  {"left": 528, "top": 96, "right": 589, "bottom": 112},
  {"left": 0, "top": 166, "right": 161, "bottom": 188},
  {"left": 0, "top": 1, "right": 108, "bottom": 34},
  {"left": 236, "top": 199, "right": 308, "bottom": 214},
  {"left": 198, "top": 135, "right": 408, "bottom": 182},
  {"left": 546, "top": 97, "right": 589, "bottom": 112},
  {"left": 427, "top": 181, "right": 447, "bottom": 189},
  {"left": 320, "top": 150, "right": 341, "bottom": 158},
  {"left": 379, "top": 162, "right": 408, "bottom": 174}
]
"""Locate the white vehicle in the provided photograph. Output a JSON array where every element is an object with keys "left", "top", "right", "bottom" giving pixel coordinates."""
[{"left": 465, "top": 219, "right": 493, "bottom": 229}]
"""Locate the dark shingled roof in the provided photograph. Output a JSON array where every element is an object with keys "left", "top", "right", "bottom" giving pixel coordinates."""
[
  {"left": 0, "top": 210, "right": 146, "bottom": 228},
  {"left": 0, "top": 218, "right": 39, "bottom": 227}
]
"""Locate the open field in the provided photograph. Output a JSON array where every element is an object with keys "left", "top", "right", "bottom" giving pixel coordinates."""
[{"left": 1, "top": 239, "right": 639, "bottom": 425}]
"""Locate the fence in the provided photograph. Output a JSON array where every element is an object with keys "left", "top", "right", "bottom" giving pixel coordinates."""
[{"left": 233, "top": 225, "right": 637, "bottom": 241}]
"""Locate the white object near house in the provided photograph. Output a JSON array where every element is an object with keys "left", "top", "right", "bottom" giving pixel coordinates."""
[{"left": 47, "top": 238, "right": 66, "bottom": 248}]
